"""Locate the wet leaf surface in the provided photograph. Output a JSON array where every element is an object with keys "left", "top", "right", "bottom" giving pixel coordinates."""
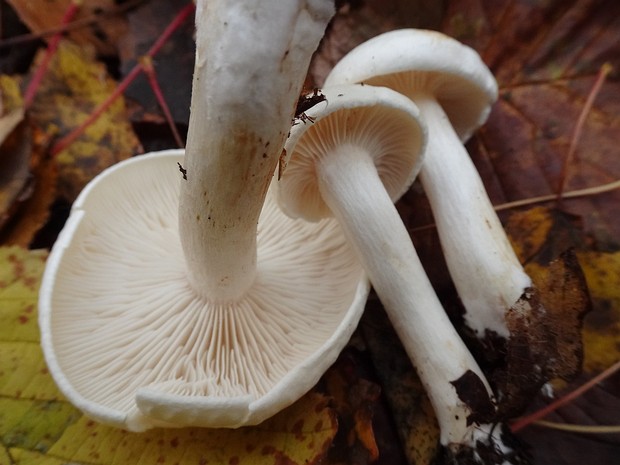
[{"left": 5, "top": 0, "right": 128, "bottom": 56}]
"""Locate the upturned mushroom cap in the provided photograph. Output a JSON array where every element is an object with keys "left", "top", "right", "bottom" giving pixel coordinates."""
[
  {"left": 279, "top": 84, "right": 426, "bottom": 221},
  {"left": 39, "top": 150, "right": 368, "bottom": 431},
  {"left": 323, "top": 29, "right": 498, "bottom": 141}
]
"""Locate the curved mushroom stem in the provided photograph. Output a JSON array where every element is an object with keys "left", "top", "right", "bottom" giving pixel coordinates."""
[
  {"left": 414, "top": 95, "right": 532, "bottom": 338},
  {"left": 179, "top": 0, "right": 334, "bottom": 301},
  {"left": 316, "top": 143, "right": 497, "bottom": 449}
]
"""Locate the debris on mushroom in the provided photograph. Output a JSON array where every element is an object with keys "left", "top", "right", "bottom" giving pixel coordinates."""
[
  {"left": 277, "top": 84, "right": 519, "bottom": 462},
  {"left": 39, "top": 0, "right": 370, "bottom": 431},
  {"left": 324, "top": 29, "right": 543, "bottom": 345}
]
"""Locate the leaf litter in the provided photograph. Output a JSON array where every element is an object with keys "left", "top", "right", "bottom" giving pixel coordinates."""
[{"left": 0, "top": 0, "right": 619, "bottom": 464}]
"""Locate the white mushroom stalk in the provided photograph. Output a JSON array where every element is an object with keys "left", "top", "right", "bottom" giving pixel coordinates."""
[
  {"left": 180, "top": 0, "right": 336, "bottom": 300},
  {"left": 324, "top": 29, "right": 534, "bottom": 340},
  {"left": 278, "top": 85, "right": 509, "bottom": 458},
  {"left": 39, "top": 0, "right": 371, "bottom": 431}
]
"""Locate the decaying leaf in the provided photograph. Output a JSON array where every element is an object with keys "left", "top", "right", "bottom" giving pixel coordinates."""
[
  {"left": 360, "top": 301, "right": 440, "bottom": 465},
  {"left": 0, "top": 246, "right": 338, "bottom": 465},
  {"left": 322, "top": 347, "right": 383, "bottom": 465},
  {"left": 576, "top": 250, "right": 620, "bottom": 375},
  {"left": 0, "top": 76, "right": 57, "bottom": 247},
  {"left": 28, "top": 40, "right": 141, "bottom": 201},
  {"left": 444, "top": 0, "right": 620, "bottom": 247},
  {"left": 482, "top": 207, "right": 590, "bottom": 418},
  {"left": 0, "top": 109, "right": 29, "bottom": 229}
]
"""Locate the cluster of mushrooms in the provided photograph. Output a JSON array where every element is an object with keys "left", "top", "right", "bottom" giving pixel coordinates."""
[{"left": 39, "top": 1, "right": 539, "bottom": 463}]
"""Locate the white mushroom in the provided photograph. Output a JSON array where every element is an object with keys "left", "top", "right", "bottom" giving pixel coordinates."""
[
  {"left": 39, "top": 0, "right": 369, "bottom": 431},
  {"left": 278, "top": 85, "right": 510, "bottom": 459},
  {"left": 324, "top": 29, "right": 535, "bottom": 340}
]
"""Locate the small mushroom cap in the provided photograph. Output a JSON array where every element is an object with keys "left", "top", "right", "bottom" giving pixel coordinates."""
[
  {"left": 323, "top": 29, "right": 498, "bottom": 141},
  {"left": 278, "top": 84, "right": 427, "bottom": 221},
  {"left": 39, "top": 150, "right": 368, "bottom": 431}
]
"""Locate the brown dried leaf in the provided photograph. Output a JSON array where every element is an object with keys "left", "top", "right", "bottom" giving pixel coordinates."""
[
  {"left": 0, "top": 87, "right": 57, "bottom": 247},
  {"left": 443, "top": 0, "right": 620, "bottom": 246},
  {"left": 6, "top": 0, "right": 128, "bottom": 56}
]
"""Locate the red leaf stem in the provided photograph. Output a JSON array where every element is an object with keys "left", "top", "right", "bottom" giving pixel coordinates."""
[
  {"left": 50, "top": 2, "right": 195, "bottom": 156},
  {"left": 140, "top": 56, "right": 185, "bottom": 148},
  {"left": 23, "top": 0, "right": 82, "bottom": 109}
]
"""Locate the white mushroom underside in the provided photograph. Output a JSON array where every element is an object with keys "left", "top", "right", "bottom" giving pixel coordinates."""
[
  {"left": 40, "top": 150, "right": 366, "bottom": 429},
  {"left": 364, "top": 71, "right": 494, "bottom": 141}
]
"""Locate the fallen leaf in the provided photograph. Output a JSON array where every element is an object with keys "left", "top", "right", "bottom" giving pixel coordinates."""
[
  {"left": 576, "top": 250, "right": 620, "bottom": 375},
  {"left": 0, "top": 246, "right": 338, "bottom": 465},
  {"left": 28, "top": 40, "right": 141, "bottom": 200},
  {"left": 443, "top": 0, "right": 620, "bottom": 247},
  {"left": 321, "top": 347, "right": 383, "bottom": 465},
  {"left": 6, "top": 0, "right": 129, "bottom": 56},
  {"left": 0, "top": 109, "right": 29, "bottom": 230},
  {"left": 359, "top": 300, "right": 440, "bottom": 465}
]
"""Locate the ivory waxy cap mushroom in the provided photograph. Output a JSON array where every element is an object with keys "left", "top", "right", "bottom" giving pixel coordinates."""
[
  {"left": 323, "top": 29, "right": 497, "bottom": 141},
  {"left": 325, "top": 30, "right": 534, "bottom": 339},
  {"left": 277, "top": 86, "right": 508, "bottom": 457},
  {"left": 279, "top": 85, "right": 425, "bottom": 220},
  {"left": 39, "top": 150, "right": 368, "bottom": 431}
]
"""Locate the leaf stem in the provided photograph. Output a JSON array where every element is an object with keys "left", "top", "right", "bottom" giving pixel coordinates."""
[
  {"left": 140, "top": 56, "right": 184, "bottom": 148},
  {"left": 50, "top": 2, "right": 195, "bottom": 156},
  {"left": 556, "top": 62, "right": 613, "bottom": 203}
]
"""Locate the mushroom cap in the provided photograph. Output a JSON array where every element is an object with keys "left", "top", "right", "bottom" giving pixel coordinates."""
[
  {"left": 278, "top": 84, "right": 427, "bottom": 221},
  {"left": 323, "top": 29, "right": 498, "bottom": 141},
  {"left": 39, "top": 150, "right": 368, "bottom": 431}
]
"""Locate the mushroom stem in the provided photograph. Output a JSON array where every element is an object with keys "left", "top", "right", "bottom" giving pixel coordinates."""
[
  {"left": 414, "top": 95, "right": 532, "bottom": 338},
  {"left": 179, "top": 0, "right": 334, "bottom": 301},
  {"left": 316, "top": 143, "right": 495, "bottom": 447}
]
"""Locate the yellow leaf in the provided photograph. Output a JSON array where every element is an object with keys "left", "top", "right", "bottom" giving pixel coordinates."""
[
  {"left": 0, "top": 246, "right": 337, "bottom": 465},
  {"left": 29, "top": 41, "right": 141, "bottom": 200},
  {"left": 576, "top": 250, "right": 620, "bottom": 375},
  {"left": 0, "top": 75, "right": 24, "bottom": 112},
  {"left": 0, "top": 247, "right": 47, "bottom": 343}
]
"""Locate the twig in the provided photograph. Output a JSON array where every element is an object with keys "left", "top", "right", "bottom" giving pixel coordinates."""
[
  {"left": 556, "top": 62, "right": 614, "bottom": 203},
  {"left": 510, "top": 360, "right": 620, "bottom": 433}
]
